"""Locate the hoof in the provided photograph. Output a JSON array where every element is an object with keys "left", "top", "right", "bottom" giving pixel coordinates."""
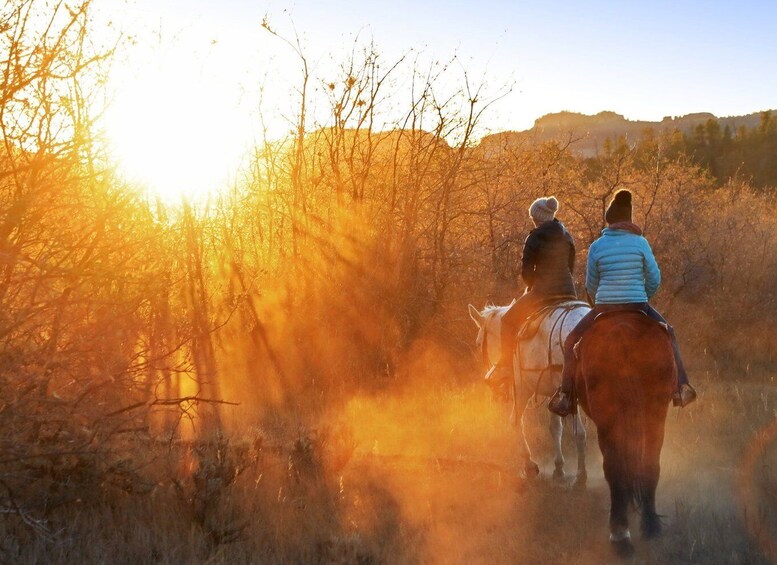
[
  {"left": 610, "top": 538, "right": 635, "bottom": 559},
  {"left": 641, "top": 516, "right": 663, "bottom": 539},
  {"left": 552, "top": 466, "right": 566, "bottom": 482},
  {"left": 572, "top": 472, "right": 587, "bottom": 490},
  {"left": 524, "top": 460, "right": 540, "bottom": 479}
]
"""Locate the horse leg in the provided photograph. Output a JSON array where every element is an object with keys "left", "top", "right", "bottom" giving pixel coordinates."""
[
  {"left": 640, "top": 468, "right": 661, "bottom": 539},
  {"left": 572, "top": 411, "right": 587, "bottom": 489},
  {"left": 641, "top": 415, "right": 667, "bottom": 538},
  {"left": 514, "top": 387, "right": 540, "bottom": 478},
  {"left": 549, "top": 414, "right": 565, "bottom": 481},
  {"left": 601, "top": 434, "right": 634, "bottom": 557}
]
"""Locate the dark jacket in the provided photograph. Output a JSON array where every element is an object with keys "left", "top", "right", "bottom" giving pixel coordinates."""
[{"left": 521, "top": 219, "right": 576, "bottom": 297}]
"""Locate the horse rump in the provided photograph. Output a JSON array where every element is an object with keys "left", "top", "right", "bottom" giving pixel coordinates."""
[{"left": 576, "top": 312, "right": 675, "bottom": 542}]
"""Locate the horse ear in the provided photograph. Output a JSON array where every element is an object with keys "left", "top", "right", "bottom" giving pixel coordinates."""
[{"left": 468, "top": 304, "right": 483, "bottom": 327}]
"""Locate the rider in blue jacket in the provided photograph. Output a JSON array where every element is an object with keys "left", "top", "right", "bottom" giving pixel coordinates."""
[{"left": 548, "top": 190, "right": 697, "bottom": 416}]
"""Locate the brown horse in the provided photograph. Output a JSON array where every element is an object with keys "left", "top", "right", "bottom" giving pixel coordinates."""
[{"left": 575, "top": 311, "right": 676, "bottom": 557}]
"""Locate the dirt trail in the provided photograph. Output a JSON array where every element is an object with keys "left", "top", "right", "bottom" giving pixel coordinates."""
[{"left": 332, "top": 377, "right": 773, "bottom": 564}]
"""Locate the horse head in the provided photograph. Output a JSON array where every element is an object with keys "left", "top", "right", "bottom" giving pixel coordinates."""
[{"left": 468, "top": 302, "right": 512, "bottom": 368}]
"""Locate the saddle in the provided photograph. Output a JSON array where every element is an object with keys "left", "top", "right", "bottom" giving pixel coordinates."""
[
  {"left": 512, "top": 299, "right": 590, "bottom": 400},
  {"left": 516, "top": 299, "right": 590, "bottom": 341},
  {"left": 572, "top": 307, "right": 670, "bottom": 359},
  {"left": 593, "top": 307, "right": 646, "bottom": 322},
  {"left": 592, "top": 307, "right": 670, "bottom": 333}
]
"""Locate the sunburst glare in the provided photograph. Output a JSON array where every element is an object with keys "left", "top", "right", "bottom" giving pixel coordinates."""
[{"left": 105, "top": 62, "right": 250, "bottom": 202}]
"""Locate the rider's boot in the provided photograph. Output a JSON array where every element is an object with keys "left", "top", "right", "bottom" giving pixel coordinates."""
[
  {"left": 673, "top": 383, "right": 698, "bottom": 407},
  {"left": 666, "top": 324, "right": 697, "bottom": 408},
  {"left": 548, "top": 387, "right": 575, "bottom": 417},
  {"left": 485, "top": 362, "right": 513, "bottom": 383},
  {"left": 549, "top": 355, "right": 577, "bottom": 417}
]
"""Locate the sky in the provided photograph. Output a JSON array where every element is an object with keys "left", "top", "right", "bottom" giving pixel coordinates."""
[
  {"left": 96, "top": 0, "right": 777, "bottom": 197},
  {"left": 289, "top": 0, "right": 776, "bottom": 127},
  {"left": 105, "top": 0, "right": 777, "bottom": 126}
]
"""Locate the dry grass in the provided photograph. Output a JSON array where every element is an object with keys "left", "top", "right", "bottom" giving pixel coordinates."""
[{"left": 1, "top": 360, "right": 775, "bottom": 564}]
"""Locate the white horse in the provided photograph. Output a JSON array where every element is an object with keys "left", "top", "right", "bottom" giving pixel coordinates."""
[{"left": 468, "top": 301, "right": 591, "bottom": 484}]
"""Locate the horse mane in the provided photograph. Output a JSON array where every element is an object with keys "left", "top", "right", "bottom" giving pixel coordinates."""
[
  {"left": 480, "top": 299, "right": 515, "bottom": 317},
  {"left": 481, "top": 303, "right": 503, "bottom": 316}
]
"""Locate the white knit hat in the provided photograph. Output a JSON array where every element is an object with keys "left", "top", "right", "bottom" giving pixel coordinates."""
[{"left": 529, "top": 196, "right": 559, "bottom": 223}]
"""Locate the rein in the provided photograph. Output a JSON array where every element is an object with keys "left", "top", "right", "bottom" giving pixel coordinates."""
[
  {"left": 547, "top": 302, "right": 589, "bottom": 367},
  {"left": 481, "top": 323, "right": 490, "bottom": 369}
]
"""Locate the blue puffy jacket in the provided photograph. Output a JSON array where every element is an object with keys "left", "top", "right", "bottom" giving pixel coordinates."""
[{"left": 586, "top": 227, "right": 661, "bottom": 304}]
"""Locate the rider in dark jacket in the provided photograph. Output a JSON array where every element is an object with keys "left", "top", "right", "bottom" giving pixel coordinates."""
[
  {"left": 488, "top": 197, "right": 577, "bottom": 382},
  {"left": 522, "top": 217, "right": 577, "bottom": 298}
]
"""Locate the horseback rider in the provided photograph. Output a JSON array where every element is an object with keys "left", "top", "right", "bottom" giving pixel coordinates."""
[
  {"left": 487, "top": 196, "right": 577, "bottom": 383},
  {"left": 548, "top": 190, "right": 698, "bottom": 417}
]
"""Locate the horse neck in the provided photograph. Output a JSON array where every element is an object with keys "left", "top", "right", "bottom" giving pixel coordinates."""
[{"left": 482, "top": 306, "right": 508, "bottom": 364}]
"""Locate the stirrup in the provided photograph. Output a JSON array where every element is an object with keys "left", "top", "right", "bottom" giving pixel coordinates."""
[
  {"left": 673, "top": 383, "right": 697, "bottom": 407},
  {"left": 485, "top": 363, "right": 512, "bottom": 382},
  {"left": 548, "top": 388, "right": 575, "bottom": 417}
]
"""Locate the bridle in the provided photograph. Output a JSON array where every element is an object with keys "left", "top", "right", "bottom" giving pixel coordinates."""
[{"left": 479, "top": 310, "right": 497, "bottom": 369}]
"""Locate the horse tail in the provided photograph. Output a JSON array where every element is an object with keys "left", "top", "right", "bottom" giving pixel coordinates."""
[
  {"left": 614, "top": 371, "right": 648, "bottom": 510},
  {"left": 604, "top": 352, "right": 650, "bottom": 509}
]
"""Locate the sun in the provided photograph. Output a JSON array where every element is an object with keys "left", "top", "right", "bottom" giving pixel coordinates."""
[{"left": 105, "top": 65, "right": 250, "bottom": 203}]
